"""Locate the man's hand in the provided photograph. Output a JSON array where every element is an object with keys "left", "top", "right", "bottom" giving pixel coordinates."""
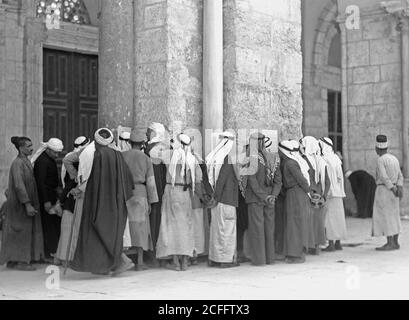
[
  {"left": 265, "top": 195, "right": 276, "bottom": 208},
  {"left": 44, "top": 202, "right": 52, "bottom": 213},
  {"left": 69, "top": 188, "right": 83, "bottom": 199},
  {"left": 397, "top": 186, "right": 404, "bottom": 199},
  {"left": 25, "top": 203, "right": 38, "bottom": 217}
]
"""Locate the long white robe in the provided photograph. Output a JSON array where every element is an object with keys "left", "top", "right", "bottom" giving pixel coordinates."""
[{"left": 372, "top": 154, "right": 403, "bottom": 237}]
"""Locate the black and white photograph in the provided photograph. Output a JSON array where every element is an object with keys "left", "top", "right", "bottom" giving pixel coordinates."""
[{"left": 0, "top": 0, "right": 409, "bottom": 307}]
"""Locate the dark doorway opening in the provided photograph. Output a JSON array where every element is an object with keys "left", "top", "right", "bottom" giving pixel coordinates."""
[{"left": 327, "top": 90, "right": 342, "bottom": 155}]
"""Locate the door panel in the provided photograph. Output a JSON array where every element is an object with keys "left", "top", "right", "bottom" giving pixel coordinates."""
[{"left": 43, "top": 49, "right": 98, "bottom": 157}]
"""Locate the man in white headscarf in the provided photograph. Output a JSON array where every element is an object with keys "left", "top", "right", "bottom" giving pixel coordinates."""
[
  {"left": 278, "top": 140, "right": 312, "bottom": 264},
  {"left": 372, "top": 135, "right": 404, "bottom": 251},
  {"left": 55, "top": 136, "right": 90, "bottom": 264},
  {"left": 32, "top": 138, "right": 64, "bottom": 263},
  {"left": 244, "top": 133, "right": 282, "bottom": 266},
  {"left": 300, "top": 136, "right": 331, "bottom": 255},
  {"left": 118, "top": 131, "right": 132, "bottom": 152},
  {"left": 144, "top": 122, "right": 172, "bottom": 267},
  {"left": 319, "top": 137, "right": 347, "bottom": 252},
  {"left": 206, "top": 132, "right": 239, "bottom": 268},
  {"left": 156, "top": 133, "right": 202, "bottom": 271}
]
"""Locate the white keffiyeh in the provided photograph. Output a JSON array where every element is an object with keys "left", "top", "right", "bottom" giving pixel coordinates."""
[
  {"left": 205, "top": 132, "right": 235, "bottom": 188},
  {"left": 279, "top": 140, "right": 310, "bottom": 186}
]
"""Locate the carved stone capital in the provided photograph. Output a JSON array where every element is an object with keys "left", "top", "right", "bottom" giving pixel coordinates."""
[{"left": 381, "top": 1, "right": 409, "bottom": 32}]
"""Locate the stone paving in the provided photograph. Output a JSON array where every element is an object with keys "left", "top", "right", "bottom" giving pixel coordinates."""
[{"left": 0, "top": 217, "right": 408, "bottom": 300}]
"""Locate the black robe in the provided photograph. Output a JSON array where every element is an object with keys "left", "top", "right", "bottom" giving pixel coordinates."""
[
  {"left": 60, "top": 162, "right": 79, "bottom": 212},
  {"left": 145, "top": 143, "right": 168, "bottom": 249},
  {"left": 70, "top": 145, "right": 134, "bottom": 274},
  {"left": 33, "top": 152, "right": 61, "bottom": 259},
  {"left": 348, "top": 170, "right": 376, "bottom": 219}
]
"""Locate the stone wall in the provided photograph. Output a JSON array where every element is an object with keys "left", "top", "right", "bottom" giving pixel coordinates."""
[
  {"left": 342, "top": 7, "right": 402, "bottom": 175},
  {"left": 223, "top": 0, "right": 303, "bottom": 140},
  {"left": 302, "top": 0, "right": 340, "bottom": 139},
  {"left": 0, "top": 1, "right": 25, "bottom": 204},
  {"left": 134, "top": 0, "right": 203, "bottom": 133}
]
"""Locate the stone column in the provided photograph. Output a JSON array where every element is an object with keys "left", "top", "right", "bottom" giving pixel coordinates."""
[
  {"left": 382, "top": 1, "right": 409, "bottom": 177},
  {"left": 203, "top": 0, "right": 223, "bottom": 156},
  {"left": 400, "top": 17, "right": 409, "bottom": 177},
  {"left": 98, "top": 0, "right": 134, "bottom": 129},
  {"left": 338, "top": 19, "right": 351, "bottom": 170}
]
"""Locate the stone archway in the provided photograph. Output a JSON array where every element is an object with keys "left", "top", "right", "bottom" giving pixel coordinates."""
[{"left": 302, "top": 0, "right": 342, "bottom": 141}]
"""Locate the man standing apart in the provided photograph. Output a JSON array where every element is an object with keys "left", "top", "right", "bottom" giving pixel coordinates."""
[
  {"left": 372, "top": 135, "right": 404, "bottom": 251},
  {"left": 0, "top": 137, "right": 44, "bottom": 271}
]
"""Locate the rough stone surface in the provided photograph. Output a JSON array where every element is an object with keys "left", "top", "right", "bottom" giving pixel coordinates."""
[
  {"left": 224, "top": 0, "right": 303, "bottom": 140},
  {"left": 99, "top": 0, "right": 134, "bottom": 128}
]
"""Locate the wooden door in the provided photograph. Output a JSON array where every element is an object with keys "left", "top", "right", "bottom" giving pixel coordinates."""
[{"left": 43, "top": 48, "right": 98, "bottom": 156}]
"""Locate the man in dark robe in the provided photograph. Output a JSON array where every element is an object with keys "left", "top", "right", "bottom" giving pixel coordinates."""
[
  {"left": 70, "top": 128, "right": 134, "bottom": 275},
  {"left": 245, "top": 133, "right": 282, "bottom": 266},
  {"left": 346, "top": 170, "right": 376, "bottom": 219},
  {"left": 144, "top": 123, "right": 170, "bottom": 266},
  {"left": 32, "top": 138, "right": 64, "bottom": 262}
]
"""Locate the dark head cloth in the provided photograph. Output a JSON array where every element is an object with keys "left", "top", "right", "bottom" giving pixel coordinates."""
[
  {"left": 376, "top": 135, "right": 388, "bottom": 149},
  {"left": 376, "top": 135, "right": 387, "bottom": 143}
]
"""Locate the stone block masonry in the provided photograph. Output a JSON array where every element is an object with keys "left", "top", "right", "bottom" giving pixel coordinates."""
[
  {"left": 223, "top": 0, "right": 303, "bottom": 140},
  {"left": 344, "top": 11, "right": 402, "bottom": 176}
]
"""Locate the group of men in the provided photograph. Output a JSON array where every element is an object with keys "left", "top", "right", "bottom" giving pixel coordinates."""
[{"left": 0, "top": 123, "right": 404, "bottom": 273}]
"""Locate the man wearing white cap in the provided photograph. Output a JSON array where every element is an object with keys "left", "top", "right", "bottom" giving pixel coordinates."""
[
  {"left": 118, "top": 130, "right": 132, "bottom": 152},
  {"left": 32, "top": 138, "right": 64, "bottom": 262},
  {"left": 372, "top": 135, "right": 404, "bottom": 251},
  {"left": 206, "top": 132, "right": 239, "bottom": 268}
]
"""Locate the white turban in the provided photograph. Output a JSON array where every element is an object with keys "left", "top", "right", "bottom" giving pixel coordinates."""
[
  {"left": 95, "top": 128, "right": 114, "bottom": 146},
  {"left": 30, "top": 138, "right": 64, "bottom": 165}
]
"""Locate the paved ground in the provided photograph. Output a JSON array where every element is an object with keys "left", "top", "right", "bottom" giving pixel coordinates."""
[{"left": 0, "top": 218, "right": 408, "bottom": 300}]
